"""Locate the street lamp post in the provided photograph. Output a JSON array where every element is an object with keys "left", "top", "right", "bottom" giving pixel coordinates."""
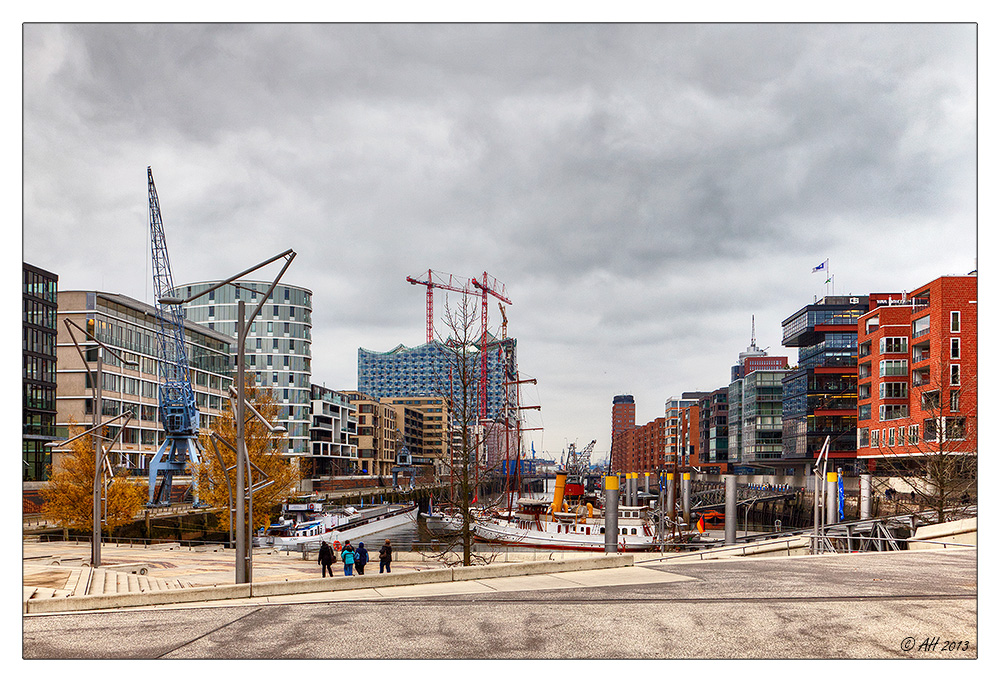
[
  {"left": 61, "top": 319, "right": 138, "bottom": 567},
  {"left": 159, "top": 249, "right": 295, "bottom": 584}
]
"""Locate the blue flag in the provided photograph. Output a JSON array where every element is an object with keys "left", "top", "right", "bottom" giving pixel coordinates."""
[
  {"left": 812, "top": 259, "right": 828, "bottom": 273},
  {"left": 838, "top": 472, "right": 845, "bottom": 521}
]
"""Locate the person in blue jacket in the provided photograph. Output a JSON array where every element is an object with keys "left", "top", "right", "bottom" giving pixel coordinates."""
[
  {"left": 341, "top": 541, "right": 357, "bottom": 576},
  {"left": 355, "top": 541, "right": 370, "bottom": 575}
]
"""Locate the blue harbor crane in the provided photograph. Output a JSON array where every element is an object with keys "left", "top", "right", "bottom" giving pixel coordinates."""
[{"left": 146, "top": 167, "right": 203, "bottom": 507}]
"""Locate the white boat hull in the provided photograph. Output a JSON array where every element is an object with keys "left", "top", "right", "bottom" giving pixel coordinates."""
[
  {"left": 420, "top": 512, "right": 464, "bottom": 534},
  {"left": 255, "top": 505, "right": 417, "bottom": 549},
  {"left": 474, "top": 518, "right": 660, "bottom": 552}
]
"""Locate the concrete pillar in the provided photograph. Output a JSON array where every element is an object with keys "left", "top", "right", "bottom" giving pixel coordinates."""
[
  {"left": 666, "top": 472, "right": 676, "bottom": 537},
  {"left": 860, "top": 474, "right": 872, "bottom": 520},
  {"left": 604, "top": 475, "right": 619, "bottom": 554},
  {"left": 826, "top": 472, "right": 839, "bottom": 525},
  {"left": 682, "top": 472, "right": 691, "bottom": 529},
  {"left": 724, "top": 475, "right": 737, "bottom": 545},
  {"left": 657, "top": 472, "right": 666, "bottom": 548}
]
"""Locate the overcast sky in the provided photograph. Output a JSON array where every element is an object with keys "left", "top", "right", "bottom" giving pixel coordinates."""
[{"left": 21, "top": 23, "right": 977, "bottom": 463}]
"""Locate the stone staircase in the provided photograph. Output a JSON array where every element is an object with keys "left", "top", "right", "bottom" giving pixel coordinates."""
[{"left": 23, "top": 566, "right": 195, "bottom": 605}]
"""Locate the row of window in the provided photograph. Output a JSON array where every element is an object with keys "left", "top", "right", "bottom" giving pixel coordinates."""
[{"left": 860, "top": 416, "right": 967, "bottom": 447}]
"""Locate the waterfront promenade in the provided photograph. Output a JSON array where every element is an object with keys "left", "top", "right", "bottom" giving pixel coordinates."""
[{"left": 22, "top": 540, "right": 976, "bottom": 659}]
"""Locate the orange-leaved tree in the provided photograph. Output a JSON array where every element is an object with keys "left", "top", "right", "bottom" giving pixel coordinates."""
[
  {"left": 41, "top": 424, "right": 147, "bottom": 533},
  {"left": 196, "top": 377, "right": 300, "bottom": 533}
]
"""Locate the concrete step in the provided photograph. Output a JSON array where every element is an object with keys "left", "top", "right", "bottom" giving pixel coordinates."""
[
  {"left": 89, "top": 569, "right": 106, "bottom": 595},
  {"left": 66, "top": 567, "right": 89, "bottom": 597}
]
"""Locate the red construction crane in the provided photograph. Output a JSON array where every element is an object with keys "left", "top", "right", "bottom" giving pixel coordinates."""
[
  {"left": 471, "top": 272, "right": 512, "bottom": 421},
  {"left": 406, "top": 270, "right": 474, "bottom": 344}
]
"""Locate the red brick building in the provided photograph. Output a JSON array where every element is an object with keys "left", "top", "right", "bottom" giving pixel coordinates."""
[
  {"left": 610, "top": 394, "right": 636, "bottom": 471},
  {"left": 856, "top": 274, "right": 977, "bottom": 465}
]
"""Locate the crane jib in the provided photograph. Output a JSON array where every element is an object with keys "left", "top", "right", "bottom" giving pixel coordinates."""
[{"left": 146, "top": 167, "right": 204, "bottom": 507}]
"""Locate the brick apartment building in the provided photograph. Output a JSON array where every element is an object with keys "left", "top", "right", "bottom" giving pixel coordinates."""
[{"left": 855, "top": 274, "right": 977, "bottom": 467}]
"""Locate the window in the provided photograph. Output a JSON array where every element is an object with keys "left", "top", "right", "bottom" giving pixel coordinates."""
[
  {"left": 879, "top": 360, "right": 907, "bottom": 377},
  {"left": 951, "top": 338, "right": 960, "bottom": 359},
  {"left": 951, "top": 311, "right": 960, "bottom": 332},
  {"left": 912, "top": 315, "right": 930, "bottom": 338},
  {"left": 950, "top": 364, "right": 960, "bottom": 386},
  {"left": 887, "top": 428, "right": 895, "bottom": 447},
  {"left": 858, "top": 383, "right": 871, "bottom": 400},
  {"left": 880, "top": 337, "right": 908, "bottom": 354},
  {"left": 945, "top": 417, "right": 966, "bottom": 440},
  {"left": 921, "top": 390, "right": 940, "bottom": 410},
  {"left": 950, "top": 390, "right": 960, "bottom": 412},
  {"left": 858, "top": 427, "right": 869, "bottom": 447},
  {"left": 865, "top": 316, "right": 879, "bottom": 334},
  {"left": 908, "top": 425, "right": 919, "bottom": 445},
  {"left": 879, "top": 404, "right": 908, "bottom": 421},
  {"left": 859, "top": 403, "right": 871, "bottom": 421},
  {"left": 871, "top": 429, "right": 879, "bottom": 447},
  {"left": 879, "top": 382, "right": 907, "bottom": 399}
]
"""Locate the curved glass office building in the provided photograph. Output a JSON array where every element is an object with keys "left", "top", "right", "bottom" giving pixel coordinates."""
[{"left": 171, "top": 280, "right": 313, "bottom": 455}]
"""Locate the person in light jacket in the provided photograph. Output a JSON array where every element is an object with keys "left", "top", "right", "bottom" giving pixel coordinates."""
[
  {"left": 355, "top": 541, "right": 370, "bottom": 575},
  {"left": 318, "top": 541, "right": 335, "bottom": 578},
  {"left": 379, "top": 539, "right": 392, "bottom": 574},
  {"left": 341, "top": 541, "right": 356, "bottom": 576}
]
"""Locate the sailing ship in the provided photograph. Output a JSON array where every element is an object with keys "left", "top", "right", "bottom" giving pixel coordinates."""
[{"left": 474, "top": 468, "right": 664, "bottom": 551}]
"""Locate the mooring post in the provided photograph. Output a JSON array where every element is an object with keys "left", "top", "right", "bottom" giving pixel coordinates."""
[
  {"left": 604, "top": 474, "right": 619, "bottom": 553},
  {"left": 665, "top": 472, "right": 676, "bottom": 539},
  {"left": 826, "top": 471, "right": 839, "bottom": 526},
  {"left": 860, "top": 474, "right": 872, "bottom": 520},
  {"left": 724, "top": 475, "right": 737, "bottom": 545},
  {"left": 682, "top": 472, "right": 691, "bottom": 529}
]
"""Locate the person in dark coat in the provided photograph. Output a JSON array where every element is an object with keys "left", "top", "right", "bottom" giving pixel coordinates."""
[
  {"left": 355, "top": 541, "right": 370, "bottom": 575},
  {"left": 379, "top": 539, "right": 392, "bottom": 574},
  {"left": 318, "top": 541, "right": 335, "bottom": 578}
]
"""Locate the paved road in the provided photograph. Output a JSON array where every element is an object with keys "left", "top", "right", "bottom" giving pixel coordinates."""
[{"left": 23, "top": 549, "right": 976, "bottom": 659}]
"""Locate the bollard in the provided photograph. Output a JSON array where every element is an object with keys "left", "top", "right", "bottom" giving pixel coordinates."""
[
  {"left": 724, "top": 475, "right": 737, "bottom": 545},
  {"left": 666, "top": 473, "right": 676, "bottom": 538},
  {"left": 657, "top": 472, "right": 666, "bottom": 550},
  {"left": 826, "top": 472, "right": 839, "bottom": 525},
  {"left": 604, "top": 475, "right": 619, "bottom": 553},
  {"left": 860, "top": 474, "right": 872, "bottom": 520},
  {"left": 682, "top": 472, "right": 691, "bottom": 529}
]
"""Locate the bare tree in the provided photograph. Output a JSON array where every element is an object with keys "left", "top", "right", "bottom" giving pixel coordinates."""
[
  {"left": 868, "top": 365, "right": 976, "bottom": 523},
  {"left": 431, "top": 293, "right": 509, "bottom": 566}
]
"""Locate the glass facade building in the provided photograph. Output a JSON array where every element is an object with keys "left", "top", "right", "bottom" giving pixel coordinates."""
[
  {"left": 173, "top": 280, "right": 313, "bottom": 455},
  {"left": 23, "top": 263, "right": 59, "bottom": 481},
  {"left": 781, "top": 295, "right": 869, "bottom": 471},
  {"left": 357, "top": 338, "right": 516, "bottom": 423}
]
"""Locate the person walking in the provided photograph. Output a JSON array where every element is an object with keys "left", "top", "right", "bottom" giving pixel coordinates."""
[
  {"left": 318, "top": 540, "right": 335, "bottom": 578},
  {"left": 341, "top": 541, "right": 357, "bottom": 576},
  {"left": 355, "top": 541, "right": 370, "bottom": 575},
  {"left": 378, "top": 539, "right": 392, "bottom": 574}
]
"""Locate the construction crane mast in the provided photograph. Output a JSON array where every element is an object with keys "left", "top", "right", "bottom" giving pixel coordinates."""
[
  {"left": 471, "top": 272, "right": 512, "bottom": 421},
  {"left": 146, "top": 167, "right": 203, "bottom": 507},
  {"left": 406, "top": 270, "right": 474, "bottom": 344}
]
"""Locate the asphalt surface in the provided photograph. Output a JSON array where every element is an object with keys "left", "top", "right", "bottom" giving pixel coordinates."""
[{"left": 22, "top": 547, "right": 977, "bottom": 660}]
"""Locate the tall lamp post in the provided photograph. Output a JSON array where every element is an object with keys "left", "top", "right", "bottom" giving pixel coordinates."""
[
  {"left": 59, "top": 319, "right": 139, "bottom": 567},
  {"left": 159, "top": 248, "right": 295, "bottom": 584}
]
